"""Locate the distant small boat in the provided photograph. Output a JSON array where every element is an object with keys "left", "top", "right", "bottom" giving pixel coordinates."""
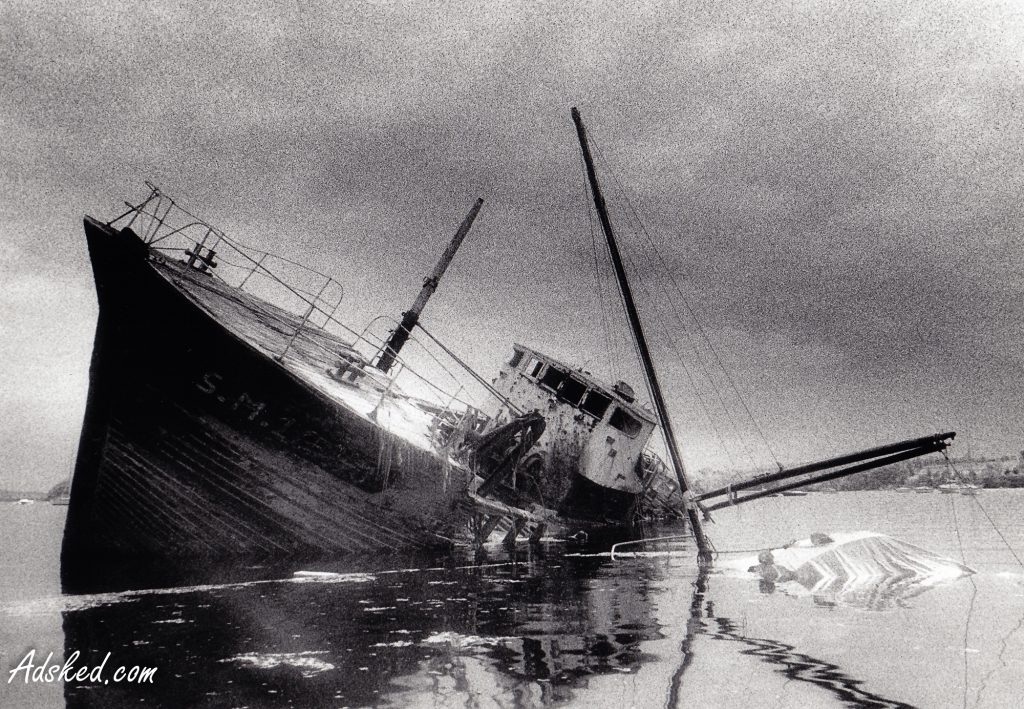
[
  {"left": 913, "top": 486, "right": 933, "bottom": 493},
  {"left": 938, "top": 482, "right": 981, "bottom": 495},
  {"left": 15, "top": 499, "right": 34, "bottom": 505},
  {"left": 781, "top": 490, "right": 809, "bottom": 497}
]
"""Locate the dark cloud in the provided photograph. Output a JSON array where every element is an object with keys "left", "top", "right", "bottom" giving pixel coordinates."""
[{"left": 2, "top": 0, "right": 1022, "bottom": 487}]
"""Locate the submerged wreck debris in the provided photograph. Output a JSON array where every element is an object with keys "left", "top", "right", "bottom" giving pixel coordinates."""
[{"left": 724, "top": 532, "right": 975, "bottom": 609}]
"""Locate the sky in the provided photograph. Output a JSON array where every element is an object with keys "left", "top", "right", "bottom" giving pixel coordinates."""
[{"left": 1, "top": 0, "right": 1022, "bottom": 490}]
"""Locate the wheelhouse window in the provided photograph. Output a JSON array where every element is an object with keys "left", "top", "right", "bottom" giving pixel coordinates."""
[
  {"left": 530, "top": 360, "right": 619, "bottom": 420},
  {"left": 580, "top": 390, "right": 612, "bottom": 419},
  {"left": 539, "top": 366, "right": 589, "bottom": 406},
  {"left": 525, "top": 357, "right": 544, "bottom": 378},
  {"left": 609, "top": 407, "right": 643, "bottom": 437},
  {"left": 539, "top": 365, "right": 567, "bottom": 390},
  {"left": 558, "top": 376, "right": 587, "bottom": 406},
  {"left": 509, "top": 350, "right": 524, "bottom": 368}
]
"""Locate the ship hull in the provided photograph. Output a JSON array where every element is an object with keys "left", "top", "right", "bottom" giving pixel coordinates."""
[
  {"left": 558, "top": 472, "right": 639, "bottom": 525},
  {"left": 63, "top": 220, "right": 472, "bottom": 562}
]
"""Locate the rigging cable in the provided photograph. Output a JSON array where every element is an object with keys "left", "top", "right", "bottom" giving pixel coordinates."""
[
  {"left": 943, "top": 450, "right": 1024, "bottom": 707},
  {"left": 942, "top": 451, "right": 1024, "bottom": 567},
  {"left": 577, "top": 141, "right": 619, "bottom": 380},
  {"left": 587, "top": 141, "right": 759, "bottom": 472},
  {"left": 617, "top": 244, "right": 747, "bottom": 472},
  {"left": 589, "top": 134, "right": 783, "bottom": 470},
  {"left": 949, "top": 491, "right": 977, "bottom": 709},
  {"left": 620, "top": 239, "right": 761, "bottom": 471},
  {"left": 588, "top": 141, "right": 763, "bottom": 470}
]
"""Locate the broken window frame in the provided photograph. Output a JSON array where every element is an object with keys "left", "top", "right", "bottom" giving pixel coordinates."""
[
  {"left": 557, "top": 375, "right": 587, "bottom": 406},
  {"left": 609, "top": 407, "right": 643, "bottom": 437},
  {"left": 525, "top": 356, "right": 544, "bottom": 378},
  {"left": 580, "top": 390, "right": 612, "bottom": 419}
]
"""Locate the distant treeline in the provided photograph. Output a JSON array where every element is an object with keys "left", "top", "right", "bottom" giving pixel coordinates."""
[
  {"left": 814, "top": 456, "right": 1024, "bottom": 491},
  {"left": 0, "top": 491, "right": 47, "bottom": 501},
  {"left": 0, "top": 478, "right": 69, "bottom": 501}
]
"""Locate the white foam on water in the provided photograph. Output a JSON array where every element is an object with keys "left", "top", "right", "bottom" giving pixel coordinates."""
[
  {"left": 1, "top": 559, "right": 534, "bottom": 619},
  {"left": 220, "top": 650, "right": 334, "bottom": 677},
  {"left": 0, "top": 571, "right": 376, "bottom": 617},
  {"left": 421, "top": 631, "right": 514, "bottom": 650}
]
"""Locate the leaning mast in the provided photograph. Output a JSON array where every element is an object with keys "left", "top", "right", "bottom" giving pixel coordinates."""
[
  {"left": 375, "top": 198, "right": 484, "bottom": 373},
  {"left": 571, "top": 107, "right": 713, "bottom": 562}
]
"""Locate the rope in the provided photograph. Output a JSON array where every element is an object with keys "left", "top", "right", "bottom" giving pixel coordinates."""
[
  {"left": 949, "top": 495, "right": 977, "bottom": 709},
  {"left": 608, "top": 535, "right": 806, "bottom": 560},
  {"left": 943, "top": 451, "right": 1024, "bottom": 567},
  {"left": 619, "top": 229, "right": 759, "bottom": 469}
]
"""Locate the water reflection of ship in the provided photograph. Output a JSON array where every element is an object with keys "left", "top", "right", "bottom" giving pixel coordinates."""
[
  {"left": 666, "top": 566, "right": 918, "bottom": 709},
  {"left": 59, "top": 549, "right": 662, "bottom": 707},
  {"left": 57, "top": 541, "right": 943, "bottom": 708},
  {"left": 705, "top": 615, "right": 917, "bottom": 709},
  {"left": 403, "top": 554, "right": 665, "bottom": 705}
]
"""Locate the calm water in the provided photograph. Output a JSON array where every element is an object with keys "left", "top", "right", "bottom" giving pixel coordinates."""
[{"left": 1, "top": 491, "right": 1023, "bottom": 708}]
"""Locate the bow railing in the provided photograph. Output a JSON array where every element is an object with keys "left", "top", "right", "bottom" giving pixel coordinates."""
[{"left": 108, "top": 183, "right": 502, "bottom": 421}]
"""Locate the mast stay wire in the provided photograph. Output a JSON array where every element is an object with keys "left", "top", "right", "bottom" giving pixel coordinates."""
[
  {"left": 619, "top": 240, "right": 763, "bottom": 472},
  {"left": 587, "top": 139, "right": 765, "bottom": 472},
  {"left": 948, "top": 496, "right": 977, "bottom": 709},
  {"left": 945, "top": 452, "right": 1024, "bottom": 706},
  {"left": 943, "top": 455, "right": 1024, "bottom": 709},
  {"left": 589, "top": 160, "right": 758, "bottom": 474},
  {"left": 618, "top": 241, "right": 752, "bottom": 473},
  {"left": 573, "top": 117, "right": 733, "bottom": 504},
  {"left": 576, "top": 142, "right": 620, "bottom": 381},
  {"left": 573, "top": 137, "right": 651, "bottom": 399},
  {"left": 942, "top": 451, "right": 1024, "bottom": 568},
  {"left": 576, "top": 133, "right": 745, "bottom": 471},
  {"left": 588, "top": 133, "right": 784, "bottom": 471}
]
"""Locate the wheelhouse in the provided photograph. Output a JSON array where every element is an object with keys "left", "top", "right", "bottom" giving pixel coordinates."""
[{"left": 499, "top": 345, "right": 655, "bottom": 436}]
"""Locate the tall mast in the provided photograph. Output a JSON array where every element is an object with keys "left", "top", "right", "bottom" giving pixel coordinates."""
[
  {"left": 571, "top": 107, "right": 712, "bottom": 563},
  {"left": 375, "top": 198, "right": 484, "bottom": 373}
]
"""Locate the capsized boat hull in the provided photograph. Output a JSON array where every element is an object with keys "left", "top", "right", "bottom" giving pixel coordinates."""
[
  {"left": 64, "top": 219, "right": 475, "bottom": 561},
  {"left": 723, "top": 531, "right": 974, "bottom": 609}
]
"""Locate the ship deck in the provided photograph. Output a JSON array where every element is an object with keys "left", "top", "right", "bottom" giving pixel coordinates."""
[{"left": 152, "top": 255, "right": 451, "bottom": 457}]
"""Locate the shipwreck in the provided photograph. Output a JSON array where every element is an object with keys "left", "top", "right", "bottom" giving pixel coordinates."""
[{"left": 63, "top": 109, "right": 955, "bottom": 564}]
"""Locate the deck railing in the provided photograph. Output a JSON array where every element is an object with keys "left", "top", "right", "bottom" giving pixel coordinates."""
[
  {"left": 112, "top": 183, "right": 345, "bottom": 329},
  {"left": 108, "top": 183, "right": 500, "bottom": 419}
]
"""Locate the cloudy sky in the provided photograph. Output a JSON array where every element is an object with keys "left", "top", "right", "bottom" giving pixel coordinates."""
[{"left": 2, "top": 0, "right": 1022, "bottom": 490}]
